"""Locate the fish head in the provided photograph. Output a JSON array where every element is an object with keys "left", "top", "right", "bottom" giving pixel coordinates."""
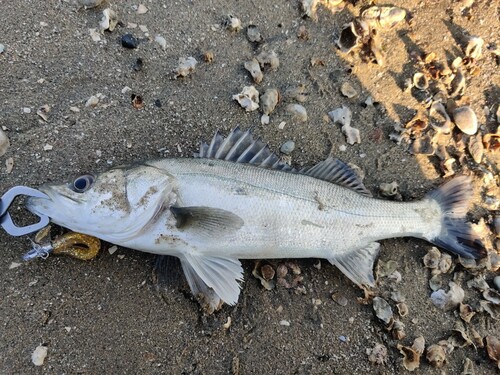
[{"left": 27, "top": 164, "right": 174, "bottom": 242}]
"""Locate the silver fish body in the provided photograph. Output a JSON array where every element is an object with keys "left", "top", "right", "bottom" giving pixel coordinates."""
[{"left": 27, "top": 128, "right": 485, "bottom": 310}]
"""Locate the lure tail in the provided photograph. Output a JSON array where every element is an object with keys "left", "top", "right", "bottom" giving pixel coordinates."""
[{"left": 426, "top": 176, "right": 486, "bottom": 259}]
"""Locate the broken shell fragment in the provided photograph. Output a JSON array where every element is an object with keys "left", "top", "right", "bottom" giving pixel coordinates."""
[
  {"left": 379, "top": 181, "right": 399, "bottom": 197},
  {"left": 342, "top": 124, "right": 360, "bottom": 145},
  {"left": 397, "top": 336, "right": 425, "bottom": 371},
  {"left": 233, "top": 86, "right": 259, "bottom": 112},
  {"left": 285, "top": 84, "right": 308, "bottom": 102},
  {"left": 369, "top": 32, "right": 385, "bottom": 66},
  {"left": 462, "top": 358, "right": 475, "bottom": 374},
  {"left": 429, "top": 102, "right": 452, "bottom": 134},
  {"left": 373, "top": 297, "right": 393, "bottom": 325},
  {"left": 175, "top": 57, "right": 197, "bottom": 78},
  {"left": 366, "top": 343, "right": 388, "bottom": 365},
  {"left": 244, "top": 59, "right": 263, "bottom": 84},
  {"left": 396, "top": 302, "right": 409, "bottom": 317},
  {"left": 362, "top": 6, "right": 406, "bottom": 29},
  {"left": 423, "top": 247, "right": 441, "bottom": 269},
  {"left": 252, "top": 262, "right": 275, "bottom": 290},
  {"left": 286, "top": 104, "right": 307, "bottom": 122},
  {"left": 246, "top": 24, "right": 263, "bottom": 43},
  {"left": 260, "top": 89, "right": 279, "bottom": 116},
  {"left": 224, "top": 15, "right": 242, "bottom": 32},
  {"left": 256, "top": 51, "right": 279, "bottom": 71},
  {"left": 410, "top": 135, "right": 434, "bottom": 155},
  {"left": 336, "top": 22, "right": 361, "bottom": 53},
  {"left": 468, "top": 133, "right": 483, "bottom": 163},
  {"left": 483, "top": 289, "right": 500, "bottom": 305},
  {"left": 0, "top": 128, "right": 10, "bottom": 157},
  {"left": 426, "top": 344, "right": 446, "bottom": 368},
  {"left": 413, "top": 72, "right": 429, "bottom": 90},
  {"left": 430, "top": 282, "right": 464, "bottom": 310},
  {"left": 261, "top": 264, "right": 275, "bottom": 281},
  {"left": 340, "top": 82, "right": 357, "bottom": 98},
  {"left": 459, "top": 303, "right": 476, "bottom": 323},
  {"left": 328, "top": 105, "right": 351, "bottom": 126},
  {"left": 453, "top": 106, "right": 478, "bottom": 135},
  {"left": 449, "top": 69, "right": 466, "bottom": 97},
  {"left": 486, "top": 336, "right": 500, "bottom": 369},
  {"left": 99, "top": 8, "right": 118, "bottom": 32},
  {"left": 429, "top": 274, "right": 443, "bottom": 291},
  {"left": 392, "top": 319, "right": 406, "bottom": 340},
  {"left": 405, "top": 114, "right": 428, "bottom": 136},
  {"left": 465, "top": 37, "right": 484, "bottom": 60}
]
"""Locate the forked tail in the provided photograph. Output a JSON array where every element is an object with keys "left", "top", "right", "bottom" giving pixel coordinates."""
[{"left": 426, "top": 176, "right": 486, "bottom": 259}]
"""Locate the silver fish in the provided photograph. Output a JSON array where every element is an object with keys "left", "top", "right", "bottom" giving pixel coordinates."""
[{"left": 27, "top": 128, "right": 485, "bottom": 311}]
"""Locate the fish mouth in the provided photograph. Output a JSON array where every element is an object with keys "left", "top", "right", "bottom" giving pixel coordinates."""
[{"left": 25, "top": 187, "right": 54, "bottom": 218}]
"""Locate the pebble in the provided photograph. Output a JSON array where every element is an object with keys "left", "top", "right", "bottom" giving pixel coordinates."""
[
  {"left": 31, "top": 345, "right": 48, "bottom": 366},
  {"left": 494, "top": 276, "right": 500, "bottom": 292},
  {"left": 0, "top": 44, "right": 4, "bottom": 54},
  {"left": 247, "top": 24, "right": 263, "bottom": 43},
  {"left": 121, "top": 34, "right": 139, "bottom": 49},
  {"left": 136, "top": 4, "right": 148, "bottom": 14},
  {"left": 108, "top": 245, "right": 118, "bottom": 255},
  {"left": 155, "top": 35, "right": 167, "bottom": 50},
  {"left": 280, "top": 140, "right": 295, "bottom": 155},
  {"left": 23, "top": 107, "right": 31, "bottom": 114},
  {"left": 9, "top": 262, "right": 21, "bottom": 269},
  {"left": 340, "top": 82, "right": 357, "bottom": 98},
  {"left": 279, "top": 320, "right": 290, "bottom": 326},
  {"left": 69, "top": 106, "right": 80, "bottom": 113}
]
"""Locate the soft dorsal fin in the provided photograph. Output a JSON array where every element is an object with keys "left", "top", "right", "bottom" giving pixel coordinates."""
[
  {"left": 300, "top": 157, "right": 372, "bottom": 197},
  {"left": 194, "top": 128, "right": 371, "bottom": 196}
]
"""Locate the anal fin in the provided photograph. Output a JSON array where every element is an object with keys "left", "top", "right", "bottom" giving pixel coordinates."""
[
  {"left": 328, "top": 242, "right": 380, "bottom": 287},
  {"left": 180, "top": 252, "right": 243, "bottom": 312}
]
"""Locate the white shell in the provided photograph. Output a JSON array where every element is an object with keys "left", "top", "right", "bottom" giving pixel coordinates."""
[
  {"left": 430, "top": 282, "right": 464, "bottom": 310},
  {"left": 232, "top": 86, "right": 260, "bottom": 112},
  {"left": 256, "top": 51, "right": 279, "bottom": 71},
  {"left": 225, "top": 15, "right": 241, "bottom": 32},
  {"left": 453, "top": 106, "right": 478, "bottom": 135},
  {"left": 31, "top": 345, "right": 48, "bottom": 366},
  {"left": 175, "top": 57, "right": 197, "bottom": 78},
  {"left": 413, "top": 72, "right": 429, "bottom": 90},
  {"left": 373, "top": 297, "right": 393, "bottom": 325},
  {"left": 244, "top": 59, "right": 263, "bottom": 84},
  {"left": 465, "top": 36, "right": 484, "bottom": 60},
  {"left": 286, "top": 104, "right": 307, "bottom": 122},
  {"left": 260, "top": 89, "right": 279, "bottom": 115},
  {"left": 429, "top": 102, "right": 452, "bottom": 134},
  {"left": 99, "top": 8, "right": 118, "bottom": 32}
]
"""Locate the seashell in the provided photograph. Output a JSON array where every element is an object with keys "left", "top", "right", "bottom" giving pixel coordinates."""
[
  {"left": 285, "top": 84, "right": 308, "bottom": 102},
  {"left": 429, "top": 274, "right": 443, "bottom": 291},
  {"left": 224, "top": 15, "right": 242, "bottom": 32},
  {"left": 276, "top": 264, "right": 288, "bottom": 278},
  {"left": 252, "top": 261, "right": 275, "bottom": 290},
  {"left": 396, "top": 302, "right": 408, "bottom": 317},
  {"left": 410, "top": 135, "right": 434, "bottom": 155},
  {"left": 260, "top": 89, "right": 279, "bottom": 115},
  {"left": 397, "top": 336, "right": 425, "bottom": 371},
  {"left": 369, "top": 32, "right": 385, "bottom": 66},
  {"left": 286, "top": 104, "right": 307, "bottom": 122},
  {"left": 485, "top": 336, "right": 500, "bottom": 369},
  {"left": 423, "top": 246, "right": 441, "bottom": 269},
  {"left": 430, "top": 282, "right": 464, "bottom": 310},
  {"left": 99, "top": 8, "right": 118, "bottom": 32},
  {"left": 379, "top": 181, "right": 399, "bottom": 197},
  {"left": 378, "top": 7, "right": 406, "bottom": 29},
  {"left": 483, "top": 289, "right": 500, "bottom": 305},
  {"left": 246, "top": 24, "right": 263, "bottom": 43},
  {"left": 451, "top": 57, "right": 463, "bottom": 71},
  {"left": 483, "top": 131, "right": 500, "bottom": 151},
  {"left": 360, "top": 6, "right": 381, "bottom": 28},
  {"left": 203, "top": 51, "right": 214, "bottom": 63},
  {"left": 426, "top": 344, "right": 447, "bottom": 368},
  {"left": 467, "top": 275, "right": 489, "bottom": 291},
  {"left": 429, "top": 102, "right": 452, "bottom": 134},
  {"left": 233, "top": 85, "right": 260, "bottom": 112},
  {"left": 413, "top": 72, "right": 429, "bottom": 90},
  {"left": 336, "top": 22, "right": 361, "bottom": 53},
  {"left": 390, "top": 291, "right": 405, "bottom": 303},
  {"left": 136, "top": 4, "right": 148, "bottom": 14},
  {"left": 465, "top": 37, "right": 484, "bottom": 60},
  {"left": 392, "top": 320, "right": 406, "bottom": 340},
  {"left": 297, "top": 25, "right": 310, "bottom": 40},
  {"left": 280, "top": 140, "right": 295, "bottom": 155},
  {"left": 175, "top": 57, "right": 197, "bottom": 78},
  {"left": 462, "top": 358, "right": 475, "bottom": 375},
  {"left": 388, "top": 270, "right": 402, "bottom": 283},
  {"left": 480, "top": 300, "right": 500, "bottom": 320},
  {"left": 406, "top": 114, "right": 428, "bottom": 136},
  {"left": 366, "top": 343, "right": 388, "bottom": 365},
  {"left": 373, "top": 297, "right": 393, "bottom": 325},
  {"left": 459, "top": 302, "right": 476, "bottom": 323},
  {"left": 0, "top": 128, "right": 10, "bottom": 157},
  {"left": 342, "top": 124, "right": 361, "bottom": 145},
  {"left": 31, "top": 344, "right": 48, "bottom": 366},
  {"left": 256, "top": 51, "right": 279, "bottom": 71},
  {"left": 155, "top": 35, "right": 167, "bottom": 50},
  {"left": 328, "top": 105, "right": 352, "bottom": 126},
  {"left": 377, "top": 259, "right": 398, "bottom": 278},
  {"left": 340, "top": 82, "right": 357, "bottom": 98},
  {"left": 244, "top": 59, "right": 263, "bottom": 84},
  {"left": 468, "top": 133, "right": 483, "bottom": 163},
  {"left": 438, "top": 253, "right": 453, "bottom": 274},
  {"left": 449, "top": 321, "right": 474, "bottom": 348},
  {"left": 453, "top": 106, "right": 478, "bottom": 135},
  {"left": 449, "top": 68, "right": 466, "bottom": 97}
]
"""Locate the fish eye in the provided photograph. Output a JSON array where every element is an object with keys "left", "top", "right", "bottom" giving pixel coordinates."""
[{"left": 70, "top": 174, "right": 95, "bottom": 193}]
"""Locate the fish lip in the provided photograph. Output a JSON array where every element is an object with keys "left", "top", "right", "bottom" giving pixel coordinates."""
[{"left": 25, "top": 185, "right": 56, "bottom": 216}]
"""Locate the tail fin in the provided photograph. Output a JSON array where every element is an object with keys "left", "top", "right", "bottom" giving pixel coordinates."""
[{"left": 426, "top": 176, "right": 486, "bottom": 259}]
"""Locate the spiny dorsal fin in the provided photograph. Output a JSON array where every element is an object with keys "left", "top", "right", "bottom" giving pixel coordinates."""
[
  {"left": 194, "top": 128, "right": 371, "bottom": 194},
  {"left": 300, "top": 157, "right": 372, "bottom": 197}
]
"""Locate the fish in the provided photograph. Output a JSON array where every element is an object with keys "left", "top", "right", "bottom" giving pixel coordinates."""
[{"left": 26, "top": 128, "right": 486, "bottom": 311}]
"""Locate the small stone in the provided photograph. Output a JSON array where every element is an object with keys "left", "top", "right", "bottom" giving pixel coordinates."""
[
  {"left": 9, "top": 262, "right": 21, "bottom": 269},
  {"left": 279, "top": 320, "right": 290, "bottom": 326},
  {"left": 278, "top": 121, "right": 286, "bottom": 130},
  {"left": 341, "top": 82, "right": 358, "bottom": 98},
  {"left": 136, "top": 4, "right": 148, "bottom": 14},
  {"left": 286, "top": 104, "right": 307, "bottom": 122},
  {"left": 155, "top": 35, "right": 167, "bottom": 50},
  {"left": 31, "top": 345, "right": 48, "bottom": 366},
  {"left": 43, "top": 144, "right": 53, "bottom": 151},
  {"left": 121, "top": 86, "right": 132, "bottom": 94},
  {"left": 224, "top": 15, "right": 242, "bottom": 32},
  {"left": 280, "top": 140, "right": 295, "bottom": 155},
  {"left": 5, "top": 157, "right": 14, "bottom": 174},
  {"left": 108, "top": 245, "right": 118, "bottom": 255},
  {"left": 0, "top": 44, "right": 5, "bottom": 54},
  {"left": 453, "top": 106, "right": 478, "bottom": 135},
  {"left": 23, "top": 107, "right": 31, "bottom": 114},
  {"left": 89, "top": 28, "right": 101, "bottom": 42},
  {"left": 69, "top": 106, "right": 80, "bottom": 113},
  {"left": 85, "top": 95, "right": 99, "bottom": 107},
  {"left": 247, "top": 24, "right": 263, "bottom": 43},
  {"left": 121, "top": 34, "right": 139, "bottom": 49}
]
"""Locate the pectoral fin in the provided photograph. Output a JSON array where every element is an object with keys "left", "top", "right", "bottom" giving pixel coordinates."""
[
  {"left": 179, "top": 252, "right": 243, "bottom": 312},
  {"left": 170, "top": 206, "right": 244, "bottom": 237},
  {"left": 328, "top": 242, "right": 380, "bottom": 287}
]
